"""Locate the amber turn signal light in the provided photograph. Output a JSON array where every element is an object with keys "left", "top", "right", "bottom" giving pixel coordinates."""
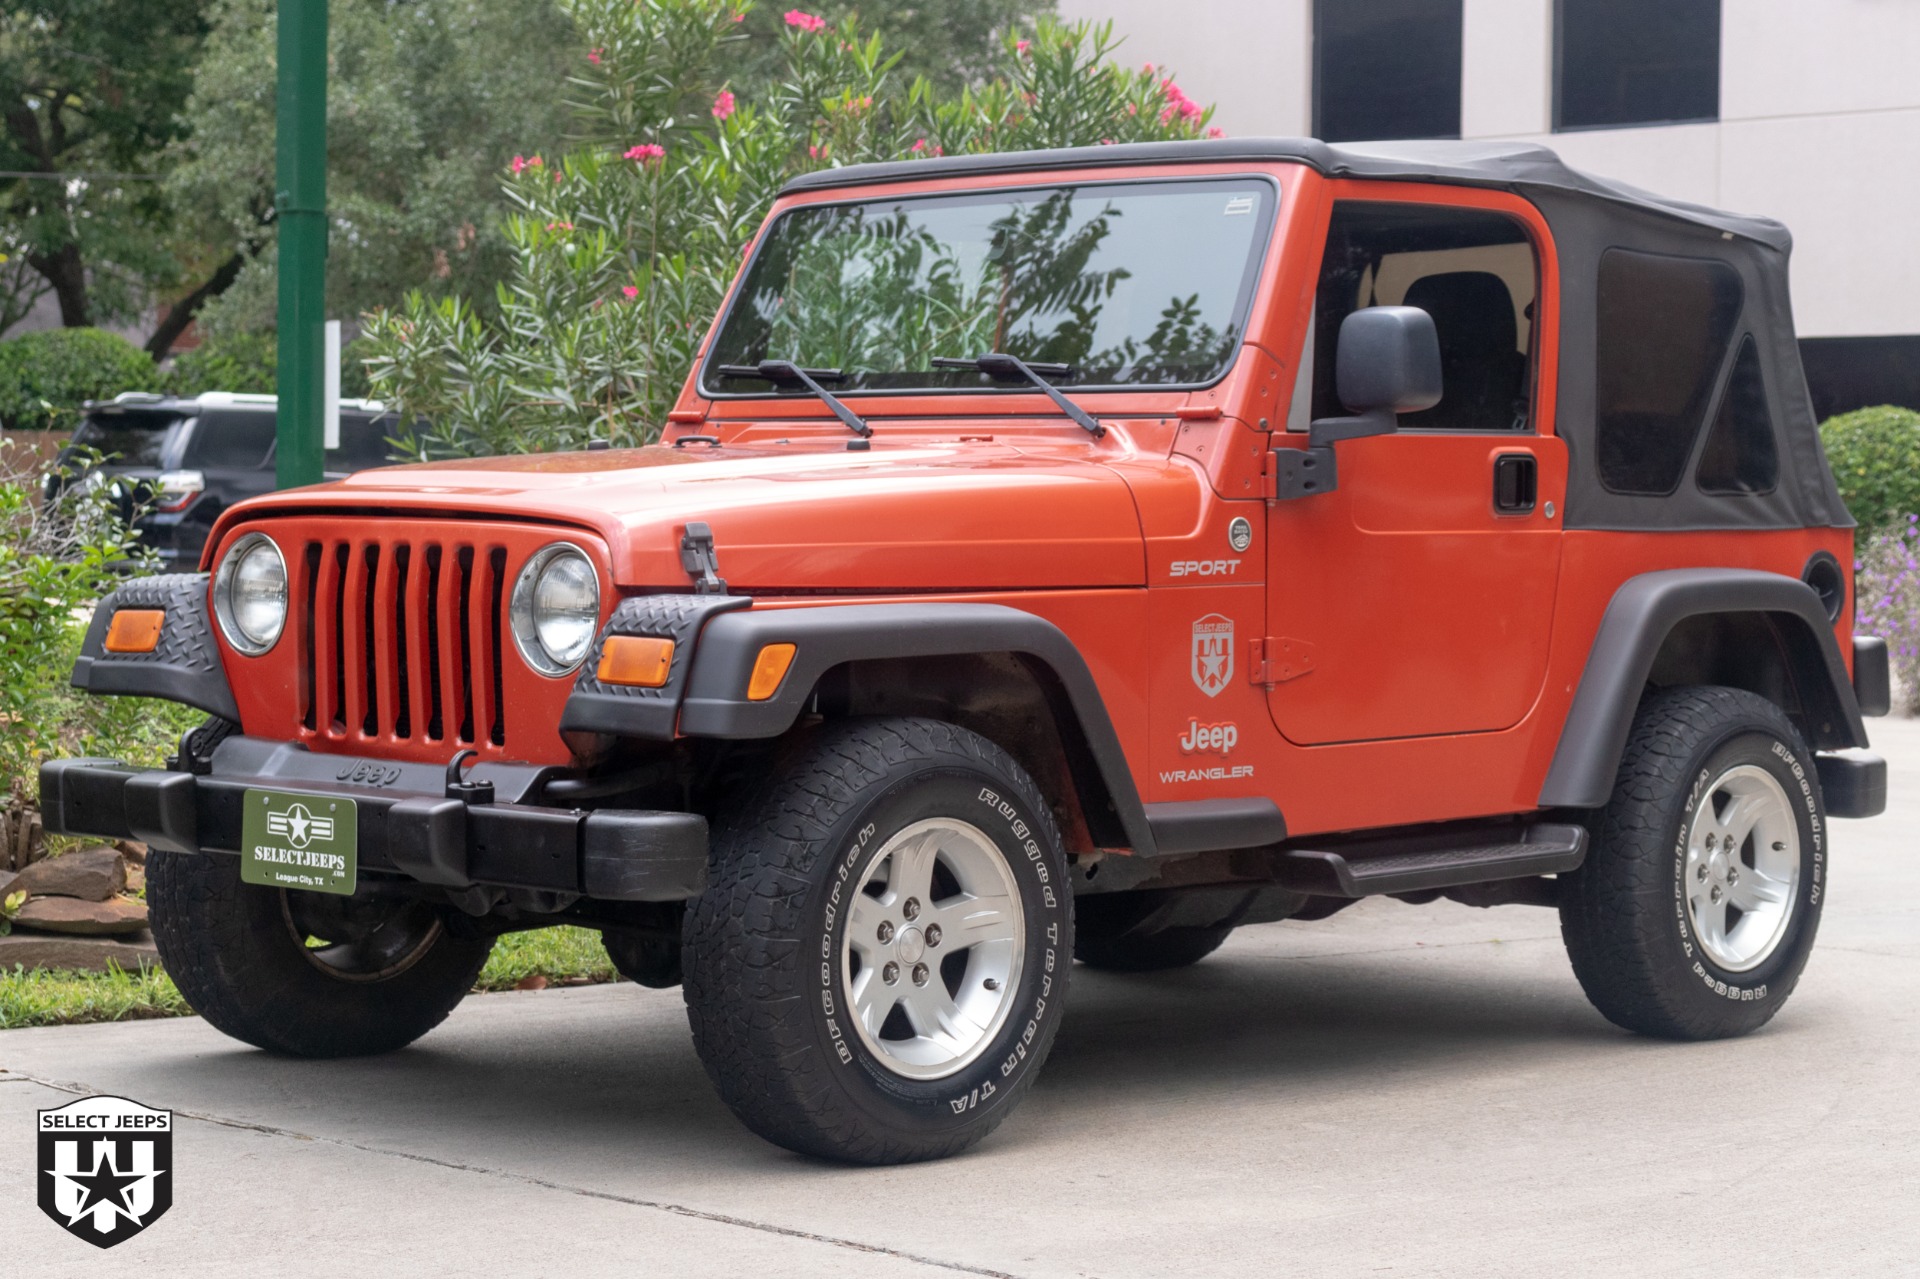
[
  {"left": 747, "top": 643, "right": 797, "bottom": 701},
  {"left": 596, "top": 635, "right": 674, "bottom": 687},
  {"left": 103, "top": 609, "right": 165, "bottom": 654}
]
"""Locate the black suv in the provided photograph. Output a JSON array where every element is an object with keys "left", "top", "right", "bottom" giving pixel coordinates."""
[{"left": 54, "top": 392, "right": 399, "bottom": 566}]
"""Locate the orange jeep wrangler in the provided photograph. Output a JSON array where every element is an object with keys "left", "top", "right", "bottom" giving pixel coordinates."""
[{"left": 44, "top": 139, "right": 1890, "bottom": 1164}]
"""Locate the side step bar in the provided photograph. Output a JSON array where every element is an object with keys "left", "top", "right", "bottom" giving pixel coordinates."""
[{"left": 1279, "top": 823, "right": 1588, "bottom": 898}]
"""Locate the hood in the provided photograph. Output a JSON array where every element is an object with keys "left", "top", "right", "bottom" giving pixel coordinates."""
[{"left": 220, "top": 439, "right": 1147, "bottom": 591}]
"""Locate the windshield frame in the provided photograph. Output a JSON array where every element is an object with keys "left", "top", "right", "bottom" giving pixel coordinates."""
[{"left": 697, "top": 172, "right": 1281, "bottom": 403}]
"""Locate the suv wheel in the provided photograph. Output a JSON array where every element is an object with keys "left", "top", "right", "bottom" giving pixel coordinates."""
[
  {"left": 147, "top": 850, "right": 493, "bottom": 1057},
  {"left": 683, "top": 718, "right": 1071, "bottom": 1164},
  {"left": 1560, "top": 685, "right": 1826, "bottom": 1040}
]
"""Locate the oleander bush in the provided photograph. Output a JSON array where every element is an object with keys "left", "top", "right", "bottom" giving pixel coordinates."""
[
  {"left": 1819, "top": 405, "right": 1920, "bottom": 535},
  {"left": 359, "top": 0, "right": 1218, "bottom": 458}
]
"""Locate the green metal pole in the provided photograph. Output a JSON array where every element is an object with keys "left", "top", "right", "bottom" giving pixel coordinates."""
[{"left": 274, "top": 0, "right": 327, "bottom": 489}]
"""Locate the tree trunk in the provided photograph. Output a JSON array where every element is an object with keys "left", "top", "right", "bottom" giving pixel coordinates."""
[
  {"left": 146, "top": 251, "right": 247, "bottom": 359},
  {"left": 26, "top": 241, "right": 89, "bottom": 328}
]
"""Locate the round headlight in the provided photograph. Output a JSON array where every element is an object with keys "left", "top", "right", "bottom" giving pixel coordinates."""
[
  {"left": 213, "top": 532, "right": 288, "bottom": 655},
  {"left": 511, "top": 543, "right": 600, "bottom": 676}
]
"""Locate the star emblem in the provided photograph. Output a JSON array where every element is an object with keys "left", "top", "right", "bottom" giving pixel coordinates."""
[{"left": 61, "top": 1147, "right": 157, "bottom": 1228}]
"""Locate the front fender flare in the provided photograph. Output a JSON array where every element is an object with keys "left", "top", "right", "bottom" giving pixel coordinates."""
[
  {"left": 1538, "top": 569, "right": 1867, "bottom": 810},
  {"left": 680, "top": 602, "right": 1166, "bottom": 856}
]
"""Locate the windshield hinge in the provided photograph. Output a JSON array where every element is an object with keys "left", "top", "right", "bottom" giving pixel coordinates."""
[
  {"left": 680, "top": 522, "right": 728, "bottom": 595},
  {"left": 1248, "top": 636, "right": 1315, "bottom": 687}
]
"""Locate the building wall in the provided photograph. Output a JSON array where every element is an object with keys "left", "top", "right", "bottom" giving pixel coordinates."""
[{"left": 1056, "top": 0, "right": 1920, "bottom": 344}]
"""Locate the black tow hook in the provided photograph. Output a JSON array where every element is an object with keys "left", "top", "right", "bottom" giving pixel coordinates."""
[{"left": 445, "top": 749, "right": 495, "bottom": 804}]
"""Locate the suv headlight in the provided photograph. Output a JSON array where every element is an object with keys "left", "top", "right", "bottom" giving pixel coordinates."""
[
  {"left": 510, "top": 543, "right": 600, "bottom": 676},
  {"left": 212, "top": 532, "right": 288, "bottom": 655}
]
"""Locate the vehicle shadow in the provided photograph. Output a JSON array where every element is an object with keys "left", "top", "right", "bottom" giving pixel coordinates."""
[{"left": 61, "top": 928, "right": 1641, "bottom": 1177}]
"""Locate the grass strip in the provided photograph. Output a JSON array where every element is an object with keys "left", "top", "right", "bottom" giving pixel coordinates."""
[{"left": 0, "top": 926, "right": 621, "bottom": 1029}]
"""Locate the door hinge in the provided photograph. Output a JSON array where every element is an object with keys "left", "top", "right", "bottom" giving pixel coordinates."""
[
  {"left": 1249, "top": 637, "right": 1315, "bottom": 686},
  {"left": 1264, "top": 446, "right": 1338, "bottom": 502}
]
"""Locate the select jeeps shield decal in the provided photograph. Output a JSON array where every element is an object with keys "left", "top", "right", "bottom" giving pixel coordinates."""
[
  {"left": 1191, "top": 613, "right": 1234, "bottom": 697},
  {"left": 38, "top": 1095, "right": 173, "bottom": 1248}
]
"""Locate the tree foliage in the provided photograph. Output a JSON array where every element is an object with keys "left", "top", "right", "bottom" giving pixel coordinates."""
[
  {"left": 0, "top": 1, "right": 211, "bottom": 332},
  {"left": 359, "top": 0, "right": 1217, "bottom": 458}
]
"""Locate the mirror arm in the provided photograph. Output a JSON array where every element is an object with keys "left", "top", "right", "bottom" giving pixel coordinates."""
[{"left": 1307, "top": 406, "right": 1398, "bottom": 449}]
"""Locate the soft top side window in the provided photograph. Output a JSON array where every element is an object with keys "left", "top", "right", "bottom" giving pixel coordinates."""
[
  {"left": 1695, "top": 335, "right": 1778, "bottom": 495},
  {"left": 1311, "top": 201, "right": 1538, "bottom": 433},
  {"left": 1593, "top": 248, "right": 1743, "bottom": 496}
]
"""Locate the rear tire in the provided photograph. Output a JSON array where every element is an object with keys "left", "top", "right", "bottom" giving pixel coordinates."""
[
  {"left": 1559, "top": 685, "right": 1826, "bottom": 1041},
  {"left": 683, "top": 717, "right": 1071, "bottom": 1164},
  {"left": 147, "top": 851, "right": 493, "bottom": 1057}
]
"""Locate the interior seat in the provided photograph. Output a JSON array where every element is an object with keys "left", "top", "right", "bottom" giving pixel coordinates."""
[{"left": 1397, "top": 270, "right": 1529, "bottom": 431}]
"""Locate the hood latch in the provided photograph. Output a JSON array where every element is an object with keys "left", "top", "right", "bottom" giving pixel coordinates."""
[{"left": 680, "top": 521, "right": 728, "bottom": 595}]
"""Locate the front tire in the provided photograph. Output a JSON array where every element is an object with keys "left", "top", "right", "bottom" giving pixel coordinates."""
[
  {"left": 147, "top": 851, "right": 493, "bottom": 1057},
  {"left": 683, "top": 718, "right": 1071, "bottom": 1164},
  {"left": 1559, "top": 685, "right": 1826, "bottom": 1041}
]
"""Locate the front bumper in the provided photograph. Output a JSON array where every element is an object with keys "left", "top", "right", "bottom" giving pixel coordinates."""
[{"left": 39, "top": 737, "right": 707, "bottom": 902}]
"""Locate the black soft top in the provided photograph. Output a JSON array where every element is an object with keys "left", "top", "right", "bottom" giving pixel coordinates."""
[
  {"left": 782, "top": 138, "right": 1845, "bottom": 532},
  {"left": 781, "top": 138, "right": 1789, "bottom": 250}
]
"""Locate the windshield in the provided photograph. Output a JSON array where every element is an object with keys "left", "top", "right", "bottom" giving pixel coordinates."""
[
  {"left": 70, "top": 411, "right": 190, "bottom": 469},
  {"left": 704, "top": 178, "right": 1275, "bottom": 396}
]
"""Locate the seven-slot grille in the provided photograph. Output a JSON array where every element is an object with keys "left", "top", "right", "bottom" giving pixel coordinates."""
[{"left": 298, "top": 535, "right": 510, "bottom": 750}]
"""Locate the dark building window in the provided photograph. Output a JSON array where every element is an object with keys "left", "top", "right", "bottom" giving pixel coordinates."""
[
  {"left": 1314, "top": 0, "right": 1462, "bottom": 143},
  {"left": 1800, "top": 335, "right": 1920, "bottom": 420},
  {"left": 1594, "top": 248, "right": 1743, "bottom": 496},
  {"left": 1556, "top": 0, "right": 1720, "bottom": 130},
  {"left": 1696, "top": 337, "right": 1779, "bottom": 495}
]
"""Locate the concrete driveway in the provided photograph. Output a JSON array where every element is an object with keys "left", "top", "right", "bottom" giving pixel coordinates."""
[{"left": 5, "top": 722, "right": 1918, "bottom": 1278}]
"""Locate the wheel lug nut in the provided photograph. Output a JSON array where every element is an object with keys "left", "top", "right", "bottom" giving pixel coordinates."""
[
  {"left": 1705, "top": 834, "right": 1716, "bottom": 850},
  {"left": 877, "top": 921, "right": 894, "bottom": 943},
  {"left": 1695, "top": 865, "right": 1708, "bottom": 881},
  {"left": 912, "top": 963, "right": 929, "bottom": 986},
  {"left": 882, "top": 962, "right": 900, "bottom": 985},
  {"left": 1710, "top": 886, "right": 1723, "bottom": 903},
  {"left": 1727, "top": 867, "right": 1740, "bottom": 884},
  {"left": 903, "top": 897, "right": 921, "bottom": 921},
  {"left": 925, "top": 924, "right": 942, "bottom": 947}
]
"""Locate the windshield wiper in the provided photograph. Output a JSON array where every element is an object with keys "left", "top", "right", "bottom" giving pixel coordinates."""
[
  {"left": 931, "top": 353, "right": 1105, "bottom": 438},
  {"left": 716, "top": 360, "right": 870, "bottom": 437}
]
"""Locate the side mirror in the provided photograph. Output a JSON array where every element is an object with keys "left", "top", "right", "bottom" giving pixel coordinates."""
[
  {"left": 1272, "top": 306, "right": 1443, "bottom": 501},
  {"left": 1309, "top": 306, "right": 1443, "bottom": 446}
]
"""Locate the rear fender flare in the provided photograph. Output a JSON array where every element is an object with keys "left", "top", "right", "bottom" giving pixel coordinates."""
[{"left": 1538, "top": 569, "right": 1867, "bottom": 810}]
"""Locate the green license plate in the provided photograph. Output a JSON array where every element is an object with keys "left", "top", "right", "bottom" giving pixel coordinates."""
[{"left": 240, "top": 789, "right": 358, "bottom": 895}]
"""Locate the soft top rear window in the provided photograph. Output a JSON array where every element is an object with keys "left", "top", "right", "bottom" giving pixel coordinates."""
[
  {"left": 704, "top": 177, "right": 1276, "bottom": 396},
  {"left": 70, "top": 411, "right": 190, "bottom": 469}
]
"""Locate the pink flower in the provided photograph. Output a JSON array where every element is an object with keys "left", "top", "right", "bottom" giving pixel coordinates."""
[
  {"left": 621, "top": 286, "right": 639, "bottom": 300},
  {"left": 587, "top": 47, "right": 603, "bottom": 65},
  {"left": 623, "top": 143, "right": 666, "bottom": 164},
  {"left": 731, "top": 12, "right": 745, "bottom": 21},
  {"left": 1016, "top": 39, "right": 1030, "bottom": 56},
  {"left": 1180, "top": 99, "right": 1204, "bottom": 122},
  {"left": 783, "top": 9, "right": 825, "bottom": 32},
  {"left": 510, "top": 154, "right": 542, "bottom": 174},
  {"left": 1207, "top": 125, "right": 1225, "bottom": 139},
  {"left": 711, "top": 89, "right": 736, "bottom": 120},
  {"left": 807, "top": 143, "right": 826, "bottom": 159},
  {"left": 1142, "top": 62, "right": 1155, "bottom": 73},
  {"left": 1125, "top": 102, "right": 1138, "bottom": 117},
  {"left": 910, "top": 137, "right": 928, "bottom": 153},
  {"left": 545, "top": 220, "right": 574, "bottom": 232}
]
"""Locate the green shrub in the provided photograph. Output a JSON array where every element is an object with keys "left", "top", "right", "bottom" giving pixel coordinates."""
[
  {"left": 164, "top": 331, "right": 277, "bottom": 396},
  {"left": 1818, "top": 405, "right": 1920, "bottom": 535},
  {"left": 0, "top": 329, "right": 159, "bottom": 432},
  {"left": 0, "top": 439, "right": 201, "bottom": 796}
]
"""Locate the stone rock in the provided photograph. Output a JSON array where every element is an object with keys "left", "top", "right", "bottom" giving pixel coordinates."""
[
  {"left": 0, "top": 930, "right": 158, "bottom": 973},
  {"left": 116, "top": 840, "right": 147, "bottom": 866},
  {"left": 14, "top": 847, "right": 126, "bottom": 902},
  {"left": 12, "top": 895, "right": 148, "bottom": 936}
]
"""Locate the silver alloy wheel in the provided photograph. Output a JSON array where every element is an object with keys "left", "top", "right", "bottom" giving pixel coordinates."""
[
  {"left": 841, "top": 817, "right": 1025, "bottom": 1081},
  {"left": 1683, "top": 763, "right": 1801, "bottom": 972}
]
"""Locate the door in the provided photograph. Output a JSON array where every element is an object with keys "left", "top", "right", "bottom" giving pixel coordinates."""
[{"left": 1265, "top": 193, "right": 1565, "bottom": 746}]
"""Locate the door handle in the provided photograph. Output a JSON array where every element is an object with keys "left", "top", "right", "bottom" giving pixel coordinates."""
[{"left": 1493, "top": 453, "right": 1537, "bottom": 514}]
